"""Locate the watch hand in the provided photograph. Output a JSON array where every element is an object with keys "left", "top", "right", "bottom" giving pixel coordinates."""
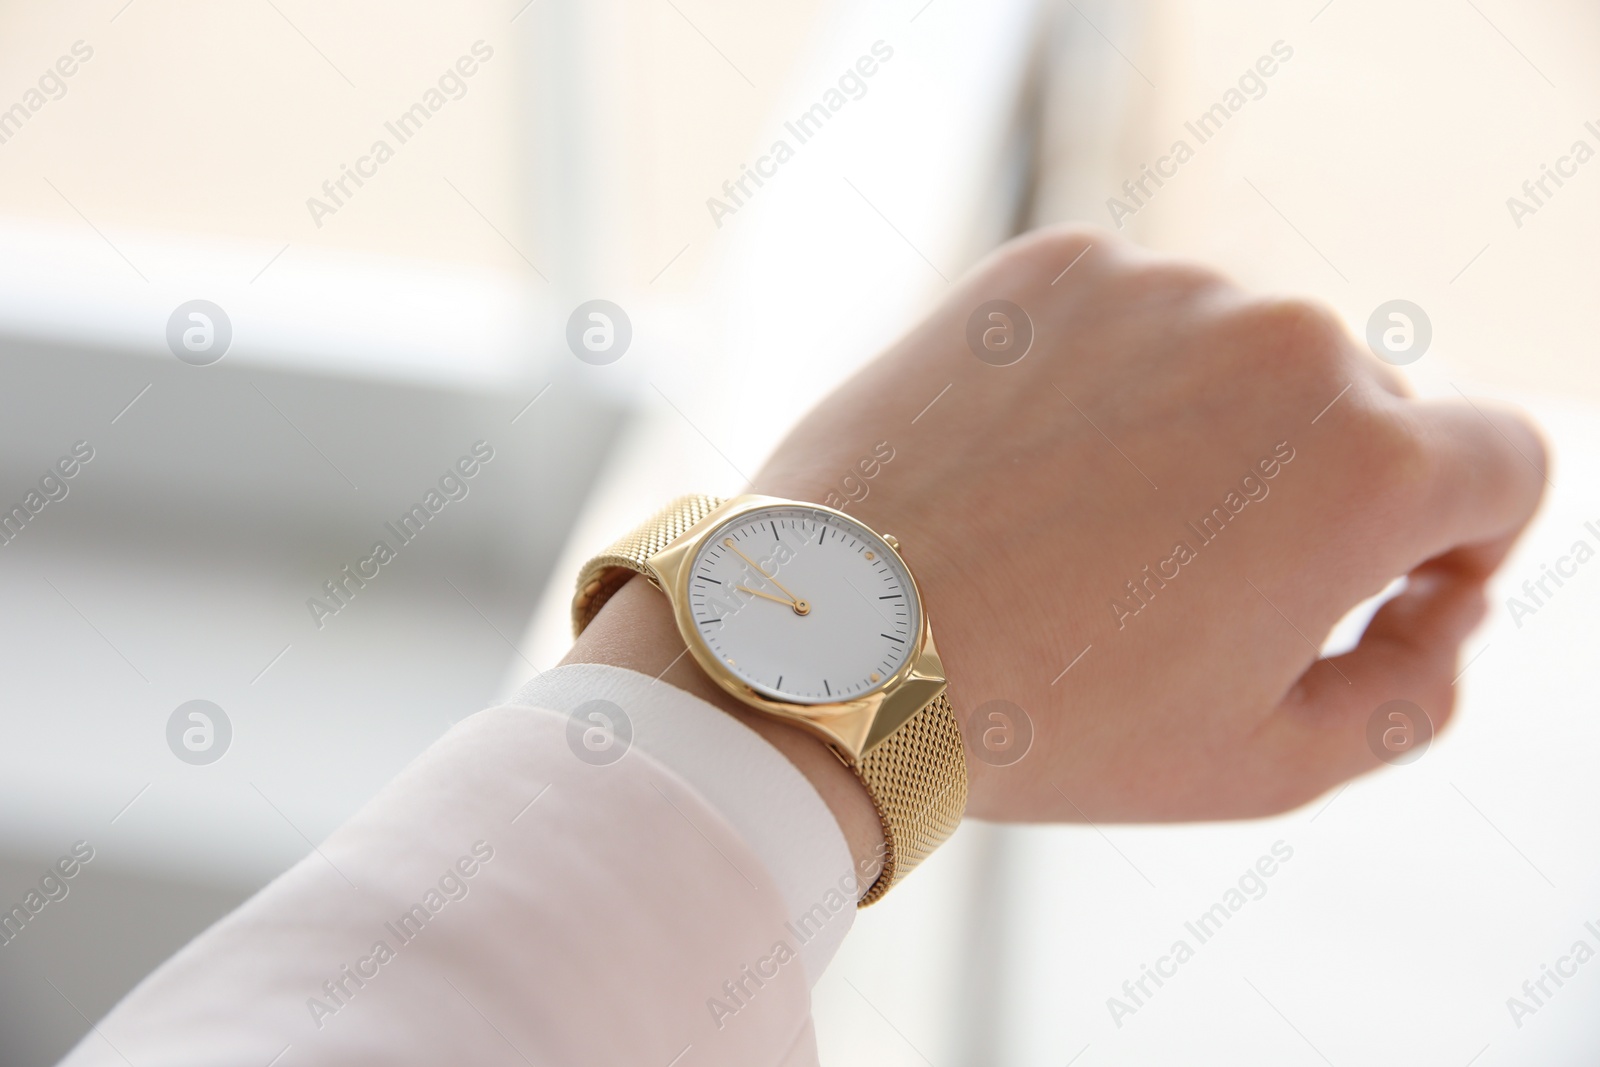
[
  {"left": 722, "top": 539, "right": 807, "bottom": 609},
  {"left": 735, "top": 584, "right": 811, "bottom": 616},
  {"left": 737, "top": 585, "right": 799, "bottom": 607}
]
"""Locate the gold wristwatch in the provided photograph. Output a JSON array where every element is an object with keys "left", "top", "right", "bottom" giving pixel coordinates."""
[{"left": 571, "top": 494, "right": 968, "bottom": 906}]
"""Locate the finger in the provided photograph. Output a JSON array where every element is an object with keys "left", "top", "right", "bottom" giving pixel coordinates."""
[
  {"left": 1241, "top": 564, "right": 1489, "bottom": 810},
  {"left": 1403, "top": 397, "right": 1549, "bottom": 574}
]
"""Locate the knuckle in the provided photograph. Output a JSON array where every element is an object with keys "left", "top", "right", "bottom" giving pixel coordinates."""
[
  {"left": 1233, "top": 297, "right": 1351, "bottom": 371},
  {"left": 983, "top": 227, "right": 1240, "bottom": 310},
  {"left": 1128, "top": 254, "right": 1232, "bottom": 299},
  {"left": 994, "top": 224, "right": 1108, "bottom": 278}
]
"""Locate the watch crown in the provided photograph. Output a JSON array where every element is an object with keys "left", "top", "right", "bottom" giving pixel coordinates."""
[{"left": 882, "top": 534, "right": 900, "bottom": 550}]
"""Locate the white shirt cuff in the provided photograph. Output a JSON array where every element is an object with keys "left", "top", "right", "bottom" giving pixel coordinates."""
[{"left": 509, "top": 663, "right": 858, "bottom": 986}]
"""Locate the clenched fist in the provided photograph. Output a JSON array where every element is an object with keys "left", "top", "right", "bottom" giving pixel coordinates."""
[{"left": 751, "top": 227, "right": 1547, "bottom": 824}]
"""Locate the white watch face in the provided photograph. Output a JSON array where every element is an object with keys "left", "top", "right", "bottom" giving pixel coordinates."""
[{"left": 684, "top": 505, "right": 922, "bottom": 705}]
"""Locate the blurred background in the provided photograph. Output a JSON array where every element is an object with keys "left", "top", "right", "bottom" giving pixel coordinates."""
[{"left": 2, "top": 0, "right": 1598, "bottom": 1063}]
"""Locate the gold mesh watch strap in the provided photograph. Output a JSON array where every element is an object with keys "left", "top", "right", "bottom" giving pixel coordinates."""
[
  {"left": 571, "top": 494, "right": 968, "bottom": 907},
  {"left": 855, "top": 690, "right": 969, "bottom": 906},
  {"left": 572, "top": 494, "right": 725, "bottom": 636}
]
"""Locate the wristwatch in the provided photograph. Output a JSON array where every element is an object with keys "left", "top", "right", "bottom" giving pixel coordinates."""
[{"left": 571, "top": 494, "right": 968, "bottom": 905}]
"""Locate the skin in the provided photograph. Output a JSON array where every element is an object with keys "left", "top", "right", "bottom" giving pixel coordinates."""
[{"left": 567, "top": 227, "right": 1548, "bottom": 878}]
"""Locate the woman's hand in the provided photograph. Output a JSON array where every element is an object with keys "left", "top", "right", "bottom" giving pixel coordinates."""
[{"left": 754, "top": 227, "right": 1547, "bottom": 823}]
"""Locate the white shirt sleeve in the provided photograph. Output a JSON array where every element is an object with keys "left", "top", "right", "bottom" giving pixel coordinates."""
[
  {"left": 508, "top": 663, "right": 857, "bottom": 986},
  {"left": 54, "top": 667, "right": 859, "bottom": 1067}
]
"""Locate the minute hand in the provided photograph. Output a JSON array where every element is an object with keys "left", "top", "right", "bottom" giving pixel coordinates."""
[
  {"left": 737, "top": 585, "right": 800, "bottom": 608},
  {"left": 723, "top": 539, "right": 804, "bottom": 606}
]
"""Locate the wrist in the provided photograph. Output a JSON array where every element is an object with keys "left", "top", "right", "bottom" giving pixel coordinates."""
[{"left": 561, "top": 574, "right": 887, "bottom": 887}]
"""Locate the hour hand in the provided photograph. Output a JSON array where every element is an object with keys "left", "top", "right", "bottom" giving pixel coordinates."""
[
  {"left": 724, "top": 538, "right": 809, "bottom": 614},
  {"left": 736, "top": 585, "right": 811, "bottom": 615}
]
